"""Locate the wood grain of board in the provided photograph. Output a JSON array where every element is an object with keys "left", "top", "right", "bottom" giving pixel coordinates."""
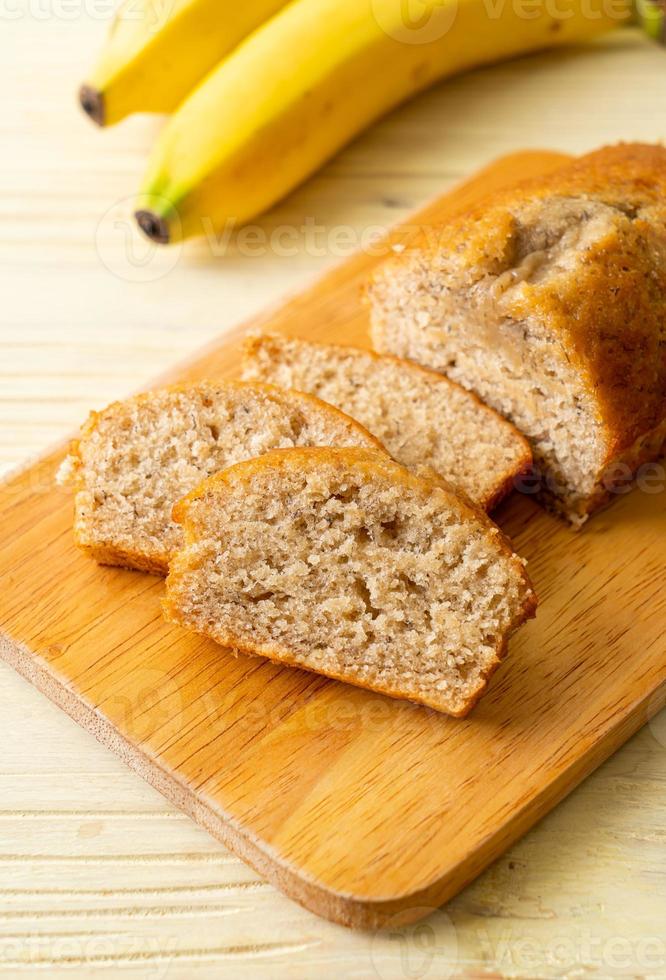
[{"left": 1, "top": 149, "right": 665, "bottom": 930}]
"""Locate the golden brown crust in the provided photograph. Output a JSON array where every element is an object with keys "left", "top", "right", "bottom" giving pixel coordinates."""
[
  {"left": 168, "top": 447, "right": 537, "bottom": 716},
  {"left": 161, "top": 615, "right": 500, "bottom": 717},
  {"left": 173, "top": 446, "right": 493, "bottom": 527},
  {"left": 242, "top": 331, "right": 533, "bottom": 512},
  {"left": 74, "top": 538, "right": 170, "bottom": 576},
  {"left": 160, "top": 619, "right": 527, "bottom": 717},
  {"left": 373, "top": 143, "right": 666, "bottom": 463},
  {"left": 479, "top": 461, "right": 531, "bottom": 514}
]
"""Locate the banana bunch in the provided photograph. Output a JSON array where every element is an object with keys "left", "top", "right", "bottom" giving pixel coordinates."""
[{"left": 82, "top": 0, "right": 630, "bottom": 243}]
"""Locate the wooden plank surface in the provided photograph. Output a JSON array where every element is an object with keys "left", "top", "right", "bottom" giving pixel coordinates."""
[
  {"left": 2, "top": 16, "right": 666, "bottom": 976},
  {"left": 2, "top": 143, "right": 666, "bottom": 935}
]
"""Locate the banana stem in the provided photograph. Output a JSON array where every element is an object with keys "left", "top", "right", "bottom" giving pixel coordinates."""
[
  {"left": 135, "top": 210, "right": 171, "bottom": 244},
  {"left": 79, "top": 85, "right": 105, "bottom": 127}
]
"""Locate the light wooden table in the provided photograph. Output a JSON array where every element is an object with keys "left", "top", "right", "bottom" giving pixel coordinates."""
[{"left": 1, "top": 17, "right": 666, "bottom": 978}]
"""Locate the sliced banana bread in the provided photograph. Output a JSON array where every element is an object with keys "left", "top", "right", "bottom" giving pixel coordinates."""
[
  {"left": 164, "top": 447, "right": 537, "bottom": 716},
  {"left": 57, "top": 382, "right": 384, "bottom": 574},
  {"left": 242, "top": 332, "right": 531, "bottom": 511},
  {"left": 369, "top": 143, "right": 666, "bottom": 524}
]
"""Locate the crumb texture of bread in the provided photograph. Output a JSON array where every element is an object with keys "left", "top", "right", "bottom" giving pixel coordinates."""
[
  {"left": 369, "top": 143, "right": 666, "bottom": 523},
  {"left": 164, "top": 447, "right": 536, "bottom": 716},
  {"left": 242, "top": 332, "right": 531, "bottom": 511},
  {"left": 62, "top": 382, "right": 383, "bottom": 574}
]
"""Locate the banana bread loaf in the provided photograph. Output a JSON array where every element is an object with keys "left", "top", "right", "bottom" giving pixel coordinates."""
[{"left": 369, "top": 143, "right": 666, "bottom": 524}]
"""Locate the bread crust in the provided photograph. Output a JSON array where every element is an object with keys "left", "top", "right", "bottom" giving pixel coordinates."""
[
  {"left": 74, "top": 539, "right": 170, "bottom": 576},
  {"left": 166, "top": 447, "right": 537, "bottom": 716},
  {"left": 371, "top": 143, "right": 666, "bottom": 470},
  {"left": 242, "top": 331, "right": 532, "bottom": 512}
]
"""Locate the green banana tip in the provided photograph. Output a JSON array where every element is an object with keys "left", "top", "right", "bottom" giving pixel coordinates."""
[
  {"left": 135, "top": 209, "right": 171, "bottom": 245},
  {"left": 79, "top": 84, "right": 105, "bottom": 127},
  {"left": 636, "top": 0, "right": 666, "bottom": 41}
]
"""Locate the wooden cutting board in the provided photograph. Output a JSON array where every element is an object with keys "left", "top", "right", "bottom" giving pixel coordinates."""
[{"left": 2, "top": 150, "right": 665, "bottom": 930}]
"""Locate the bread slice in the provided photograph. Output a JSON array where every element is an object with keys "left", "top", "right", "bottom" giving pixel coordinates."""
[
  {"left": 242, "top": 332, "right": 531, "bottom": 511},
  {"left": 164, "top": 447, "right": 537, "bottom": 716},
  {"left": 368, "top": 143, "right": 666, "bottom": 525},
  {"left": 57, "top": 382, "right": 385, "bottom": 575}
]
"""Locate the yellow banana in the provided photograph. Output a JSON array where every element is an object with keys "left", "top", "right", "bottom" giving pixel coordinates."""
[
  {"left": 80, "top": 0, "right": 289, "bottom": 126},
  {"left": 136, "top": 0, "right": 629, "bottom": 243}
]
